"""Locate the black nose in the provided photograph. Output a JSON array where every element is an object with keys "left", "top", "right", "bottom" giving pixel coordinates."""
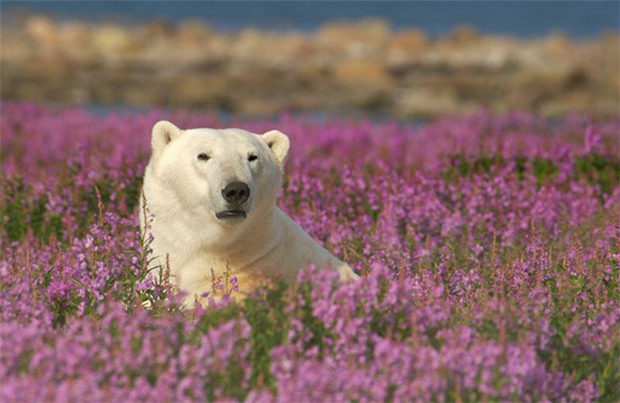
[{"left": 222, "top": 182, "right": 250, "bottom": 205}]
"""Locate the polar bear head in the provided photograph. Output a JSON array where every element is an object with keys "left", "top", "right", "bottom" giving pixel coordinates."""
[{"left": 144, "top": 120, "right": 289, "bottom": 248}]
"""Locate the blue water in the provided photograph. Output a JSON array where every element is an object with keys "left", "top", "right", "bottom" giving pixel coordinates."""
[{"left": 2, "top": 1, "right": 618, "bottom": 38}]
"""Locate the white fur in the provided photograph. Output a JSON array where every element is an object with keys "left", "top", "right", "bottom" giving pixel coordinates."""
[{"left": 140, "top": 121, "right": 358, "bottom": 306}]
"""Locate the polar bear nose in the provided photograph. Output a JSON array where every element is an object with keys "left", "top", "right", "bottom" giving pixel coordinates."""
[{"left": 222, "top": 182, "right": 250, "bottom": 205}]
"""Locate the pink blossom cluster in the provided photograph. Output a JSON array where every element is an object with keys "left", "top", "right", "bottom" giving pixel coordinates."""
[{"left": 1, "top": 103, "right": 618, "bottom": 402}]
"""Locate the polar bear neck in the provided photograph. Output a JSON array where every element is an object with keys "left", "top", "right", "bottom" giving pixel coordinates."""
[{"left": 211, "top": 205, "right": 284, "bottom": 266}]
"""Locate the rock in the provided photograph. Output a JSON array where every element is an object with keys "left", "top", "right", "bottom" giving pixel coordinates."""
[
  {"left": 24, "top": 15, "right": 58, "bottom": 47},
  {"left": 447, "top": 26, "right": 480, "bottom": 45},
  {"left": 121, "top": 86, "right": 163, "bottom": 106},
  {"left": 176, "top": 20, "right": 212, "bottom": 48},
  {"left": 92, "top": 25, "right": 138, "bottom": 55},
  {"left": 205, "top": 35, "right": 235, "bottom": 60},
  {"left": 27, "top": 56, "right": 67, "bottom": 77},
  {"left": 389, "top": 29, "right": 428, "bottom": 54},
  {"left": 58, "top": 22, "right": 90, "bottom": 47},
  {"left": 332, "top": 60, "right": 394, "bottom": 87},
  {"left": 232, "top": 30, "right": 313, "bottom": 69},
  {"left": 138, "top": 21, "right": 175, "bottom": 50},
  {"left": 57, "top": 22, "right": 92, "bottom": 58},
  {"left": 0, "top": 31, "right": 36, "bottom": 62},
  {"left": 237, "top": 98, "right": 285, "bottom": 117},
  {"left": 142, "top": 21, "right": 175, "bottom": 39},
  {"left": 387, "top": 29, "right": 428, "bottom": 67},
  {"left": 317, "top": 19, "right": 391, "bottom": 56},
  {"left": 274, "top": 35, "right": 315, "bottom": 61},
  {"left": 395, "top": 87, "right": 474, "bottom": 118},
  {"left": 232, "top": 29, "right": 267, "bottom": 60},
  {"left": 172, "top": 76, "right": 228, "bottom": 105},
  {"left": 541, "top": 33, "right": 572, "bottom": 56}
]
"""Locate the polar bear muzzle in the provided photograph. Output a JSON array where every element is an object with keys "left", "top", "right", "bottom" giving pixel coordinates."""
[{"left": 215, "top": 181, "right": 250, "bottom": 223}]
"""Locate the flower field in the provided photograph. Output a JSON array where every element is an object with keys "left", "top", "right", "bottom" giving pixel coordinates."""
[{"left": 1, "top": 102, "right": 619, "bottom": 402}]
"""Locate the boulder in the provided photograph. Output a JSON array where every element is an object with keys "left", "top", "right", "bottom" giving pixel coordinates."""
[
  {"left": 92, "top": 25, "right": 138, "bottom": 55},
  {"left": 447, "top": 26, "right": 480, "bottom": 45},
  {"left": 24, "top": 15, "right": 58, "bottom": 47},
  {"left": 387, "top": 29, "right": 428, "bottom": 67},
  {"left": 389, "top": 29, "right": 428, "bottom": 54},
  {"left": 176, "top": 20, "right": 212, "bottom": 48},
  {"left": 317, "top": 19, "right": 391, "bottom": 56},
  {"left": 332, "top": 60, "right": 394, "bottom": 87}
]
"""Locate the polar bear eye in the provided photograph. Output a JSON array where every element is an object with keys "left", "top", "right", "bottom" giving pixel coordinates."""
[
  {"left": 197, "top": 153, "right": 210, "bottom": 161},
  {"left": 248, "top": 155, "right": 258, "bottom": 162}
]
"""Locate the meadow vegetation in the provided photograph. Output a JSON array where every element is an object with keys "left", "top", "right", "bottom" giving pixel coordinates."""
[{"left": 1, "top": 103, "right": 619, "bottom": 402}]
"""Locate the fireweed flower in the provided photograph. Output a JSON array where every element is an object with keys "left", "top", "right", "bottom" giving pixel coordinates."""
[{"left": 0, "top": 103, "right": 619, "bottom": 402}]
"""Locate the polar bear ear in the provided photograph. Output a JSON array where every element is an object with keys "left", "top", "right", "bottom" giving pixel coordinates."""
[
  {"left": 151, "top": 120, "right": 182, "bottom": 159},
  {"left": 261, "top": 130, "right": 290, "bottom": 167}
]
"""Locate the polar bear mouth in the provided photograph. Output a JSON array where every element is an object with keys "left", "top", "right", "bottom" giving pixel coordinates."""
[{"left": 215, "top": 210, "right": 247, "bottom": 221}]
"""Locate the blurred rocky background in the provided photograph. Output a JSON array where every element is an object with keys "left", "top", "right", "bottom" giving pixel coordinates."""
[{"left": 1, "top": 4, "right": 619, "bottom": 118}]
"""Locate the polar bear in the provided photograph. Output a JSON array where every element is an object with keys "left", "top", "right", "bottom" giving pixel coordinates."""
[{"left": 140, "top": 121, "right": 358, "bottom": 306}]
